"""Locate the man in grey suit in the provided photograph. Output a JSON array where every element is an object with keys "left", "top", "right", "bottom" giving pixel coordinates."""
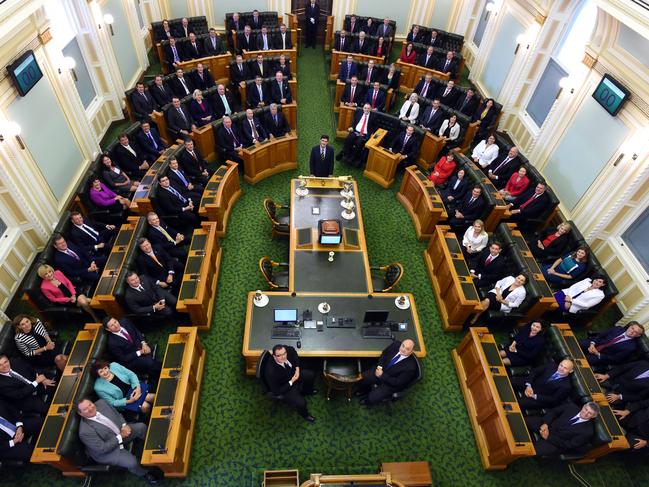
[{"left": 77, "top": 398, "right": 161, "bottom": 484}]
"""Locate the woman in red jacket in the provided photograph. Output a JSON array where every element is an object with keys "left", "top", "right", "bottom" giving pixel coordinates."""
[
  {"left": 400, "top": 43, "right": 417, "bottom": 64},
  {"left": 38, "top": 264, "right": 99, "bottom": 321},
  {"left": 428, "top": 152, "right": 457, "bottom": 186},
  {"left": 500, "top": 166, "right": 530, "bottom": 201}
]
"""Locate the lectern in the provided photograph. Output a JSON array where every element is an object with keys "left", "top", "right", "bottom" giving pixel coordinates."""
[{"left": 364, "top": 128, "right": 401, "bottom": 188}]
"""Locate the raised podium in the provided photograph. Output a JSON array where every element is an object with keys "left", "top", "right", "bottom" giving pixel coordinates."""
[
  {"left": 242, "top": 132, "right": 298, "bottom": 184},
  {"left": 364, "top": 128, "right": 401, "bottom": 188},
  {"left": 397, "top": 165, "right": 448, "bottom": 240},
  {"left": 198, "top": 162, "right": 242, "bottom": 236}
]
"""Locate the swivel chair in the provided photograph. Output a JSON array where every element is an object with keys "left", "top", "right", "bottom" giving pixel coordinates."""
[
  {"left": 262, "top": 198, "right": 290, "bottom": 238},
  {"left": 370, "top": 262, "right": 404, "bottom": 292},
  {"left": 259, "top": 257, "right": 289, "bottom": 291}
]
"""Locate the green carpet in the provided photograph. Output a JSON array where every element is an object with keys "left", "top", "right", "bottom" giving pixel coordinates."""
[{"left": 5, "top": 47, "right": 646, "bottom": 486}]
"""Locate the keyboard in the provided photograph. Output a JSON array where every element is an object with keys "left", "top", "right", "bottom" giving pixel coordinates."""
[
  {"left": 327, "top": 316, "right": 356, "bottom": 328},
  {"left": 366, "top": 321, "right": 397, "bottom": 330},
  {"left": 361, "top": 327, "right": 393, "bottom": 339},
  {"left": 271, "top": 328, "right": 301, "bottom": 339}
]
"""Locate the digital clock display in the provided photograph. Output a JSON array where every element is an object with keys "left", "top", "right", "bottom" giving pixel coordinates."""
[
  {"left": 592, "top": 74, "right": 630, "bottom": 116},
  {"left": 8, "top": 50, "right": 43, "bottom": 96}
]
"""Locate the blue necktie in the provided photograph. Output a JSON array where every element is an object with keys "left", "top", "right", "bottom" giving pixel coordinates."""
[
  {"left": 147, "top": 132, "right": 158, "bottom": 149},
  {"left": 386, "top": 354, "right": 401, "bottom": 369},
  {"left": 168, "top": 186, "right": 187, "bottom": 204},
  {"left": 0, "top": 415, "right": 17, "bottom": 436},
  {"left": 175, "top": 170, "right": 189, "bottom": 187},
  {"left": 547, "top": 372, "right": 561, "bottom": 382}
]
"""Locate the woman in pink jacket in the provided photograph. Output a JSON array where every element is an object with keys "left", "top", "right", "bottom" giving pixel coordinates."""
[
  {"left": 500, "top": 166, "right": 530, "bottom": 202},
  {"left": 38, "top": 264, "right": 99, "bottom": 321},
  {"left": 428, "top": 152, "right": 457, "bottom": 186}
]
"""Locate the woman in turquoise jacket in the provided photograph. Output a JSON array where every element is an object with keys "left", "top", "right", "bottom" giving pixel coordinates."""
[{"left": 93, "top": 360, "right": 155, "bottom": 413}]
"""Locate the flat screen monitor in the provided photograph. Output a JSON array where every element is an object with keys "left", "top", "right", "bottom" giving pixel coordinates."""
[
  {"left": 274, "top": 308, "right": 298, "bottom": 323},
  {"left": 7, "top": 50, "right": 43, "bottom": 96},
  {"left": 592, "top": 74, "right": 630, "bottom": 116},
  {"left": 363, "top": 310, "right": 389, "bottom": 323},
  {"left": 319, "top": 234, "right": 342, "bottom": 245}
]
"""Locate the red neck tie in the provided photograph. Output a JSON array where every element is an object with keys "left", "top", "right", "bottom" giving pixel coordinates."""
[
  {"left": 350, "top": 86, "right": 355, "bottom": 102},
  {"left": 519, "top": 194, "right": 537, "bottom": 210},
  {"left": 366, "top": 69, "right": 371, "bottom": 82},
  {"left": 485, "top": 255, "right": 493, "bottom": 265},
  {"left": 371, "top": 91, "right": 377, "bottom": 108},
  {"left": 121, "top": 329, "right": 133, "bottom": 343},
  {"left": 596, "top": 334, "right": 625, "bottom": 352},
  {"left": 360, "top": 114, "right": 368, "bottom": 135}
]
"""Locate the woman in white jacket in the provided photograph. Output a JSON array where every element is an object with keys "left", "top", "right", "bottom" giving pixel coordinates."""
[
  {"left": 471, "top": 134, "right": 499, "bottom": 168},
  {"left": 554, "top": 276, "right": 606, "bottom": 313},
  {"left": 462, "top": 219, "right": 488, "bottom": 259},
  {"left": 438, "top": 114, "right": 461, "bottom": 150},
  {"left": 472, "top": 274, "right": 527, "bottom": 323},
  {"left": 399, "top": 93, "right": 420, "bottom": 123}
]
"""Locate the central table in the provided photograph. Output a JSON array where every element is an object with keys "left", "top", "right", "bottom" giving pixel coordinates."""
[{"left": 242, "top": 176, "right": 426, "bottom": 374}]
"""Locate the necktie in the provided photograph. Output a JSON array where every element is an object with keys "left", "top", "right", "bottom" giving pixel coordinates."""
[
  {"left": 444, "top": 89, "right": 450, "bottom": 97},
  {"left": 279, "top": 82, "right": 283, "bottom": 99},
  {"left": 66, "top": 249, "right": 79, "bottom": 260},
  {"left": 360, "top": 40, "right": 364, "bottom": 51},
  {"left": 93, "top": 412, "right": 121, "bottom": 436},
  {"left": 0, "top": 415, "right": 17, "bottom": 437},
  {"left": 228, "top": 128, "right": 239, "bottom": 147},
  {"left": 366, "top": 68, "right": 371, "bottom": 82},
  {"left": 427, "top": 108, "right": 436, "bottom": 124},
  {"left": 259, "top": 63, "right": 263, "bottom": 76},
  {"left": 493, "top": 157, "right": 510, "bottom": 174},
  {"left": 340, "top": 38, "right": 344, "bottom": 50},
  {"left": 177, "top": 107, "right": 187, "bottom": 122},
  {"left": 371, "top": 91, "right": 377, "bottom": 108},
  {"left": 444, "top": 60, "right": 450, "bottom": 71},
  {"left": 320, "top": 148, "right": 325, "bottom": 160},
  {"left": 519, "top": 194, "right": 538, "bottom": 210},
  {"left": 425, "top": 55, "right": 430, "bottom": 65},
  {"left": 461, "top": 97, "right": 469, "bottom": 110},
  {"left": 350, "top": 86, "right": 355, "bottom": 102},
  {"left": 149, "top": 252, "right": 163, "bottom": 267},
  {"left": 167, "top": 186, "right": 187, "bottom": 203},
  {"left": 547, "top": 372, "right": 562, "bottom": 382},
  {"left": 220, "top": 95, "right": 231, "bottom": 115},
  {"left": 386, "top": 354, "right": 401, "bottom": 369},
  {"left": 172, "top": 46, "right": 179, "bottom": 62},
  {"left": 263, "top": 35, "right": 268, "bottom": 50},
  {"left": 189, "top": 151, "right": 196, "bottom": 159},
  {"left": 274, "top": 115, "right": 278, "bottom": 125},
  {"left": 596, "top": 334, "right": 626, "bottom": 352},
  {"left": 257, "top": 85, "right": 263, "bottom": 101},
  {"left": 180, "top": 78, "right": 189, "bottom": 95},
  {"left": 80, "top": 224, "right": 98, "bottom": 241},
  {"left": 401, "top": 135, "right": 409, "bottom": 151},
  {"left": 9, "top": 370, "right": 32, "bottom": 385},
  {"left": 570, "top": 415, "right": 580, "bottom": 425},
  {"left": 360, "top": 114, "right": 368, "bottom": 135},
  {"left": 175, "top": 169, "right": 189, "bottom": 187},
  {"left": 137, "top": 285, "right": 144, "bottom": 292},
  {"left": 120, "top": 328, "right": 133, "bottom": 343},
  {"left": 141, "top": 92, "right": 147, "bottom": 100},
  {"left": 469, "top": 197, "right": 475, "bottom": 205},
  {"left": 250, "top": 120, "right": 260, "bottom": 140},
  {"left": 485, "top": 255, "right": 493, "bottom": 265},
  {"left": 282, "top": 34, "right": 286, "bottom": 50},
  {"left": 156, "top": 225, "right": 174, "bottom": 243},
  {"left": 422, "top": 82, "right": 428, "bottom": 97},
  {"left": 147, "top": 131, "right": 158, "bottom": 149}
]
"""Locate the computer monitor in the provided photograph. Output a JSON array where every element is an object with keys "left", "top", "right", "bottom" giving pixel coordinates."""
[
  {"left": 318, "top": 219, "right": 342, "bottom": 245},
  {"left": 320, "top": 234, "right": 342, "bottom": 245},
  {"left": 363, "top": 310, "right": 389, "bottom": 323},
  {"left": 274, "top": 308, "right": 298, "bottom": 323}
]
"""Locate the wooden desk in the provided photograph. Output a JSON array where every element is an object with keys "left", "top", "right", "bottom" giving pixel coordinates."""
[
  {"left": 364, "top": 128, "right": 401, "bottom": 189},
  {"left": 130, "top": 146, "right": 178, "bottom": 215},
  {"left": 460, "top": 157, "right": 511, "bottom": 232},
  {"left": 329, "top": 50, "right": 385, "bottom": 80},
  {"left": 323, "top": 16, "right": 335, "bottom": 50},
  {"left": 416, "top": 125, "right": 479, "bottom": 171},
  {"left": 189, "top": 123, "right": 216, "bottom": 162},
  {"left": 395, "top": 60, "right": 450, "bottom": 93},
  {"left": 176, "top": 222, "right": 221, "bottom": 331},
  {"left": 242, "top": 177, "right": 426, "bottom": 374},
  {"left": 550, "top": 323, "right": 630, "bottom": 461},
  {"left": 335, "top": 105, "right": 356, "bottom": 139},
  {"left": 301, "top": 474, "right": 406, "bottom": 487},
  {"left": 91, "top": 218, "right": 145, "bottom": 317},
  {"left": 333, "top": 80, "right": 394, "bottom": 113},
  {"left": 397, "top": 166, "right": 448, "bottom": 240},
  {"left": 241, "top": 79, "right": 297, "bottom": 110},
  {"left": 242, "top": 131, "right": 298, "bottom": 184},
  {"left": 381, "top": 461, "right": 432, "bottom": 487},
  {"left": 243, "top": 48, "right": 297, "bottom": 69},
  {"left": 452, "top": 327, "right": 536, "bottom": 470},
  {"left": 171, "top": 53, "right": 232, "bottom": 82},
  {"left": 141, "top": 326, "right": 205, "bottom": 477},
  {"left": 31, "top": 324, "right": 102, "bottom": 475},
  {"left": 198, "top": 162, "right": 242, "bottom": 235},
  {"left": 423, "top": 225, "right": 481, "bottom": 331}
]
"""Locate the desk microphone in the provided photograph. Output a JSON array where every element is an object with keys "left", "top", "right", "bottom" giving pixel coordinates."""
[
  {"left": 195, "top": 250, "right": 206, "bottom": 256},
  {"left": 169, "top": 368, "right": 182, "bottom": 378}
]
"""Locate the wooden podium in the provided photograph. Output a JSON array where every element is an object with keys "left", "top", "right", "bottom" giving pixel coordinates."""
[
  {"left": 242, "top": 132, "right": 298, "bottom": 184},
  {"left": 395, "top": 59, "right": 450, "bottom": 93},
  {"left": 198, "top": 162, "right": 242, "bottom": 236},
  {"left": 364, "top": 128, "right": 401, "bottom": 189},
  {"left": 397, "top": 165, "right": 447, "bottom": 240}
]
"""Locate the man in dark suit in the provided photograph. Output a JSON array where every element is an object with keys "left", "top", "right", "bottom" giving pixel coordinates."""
[
  {"left": 210, "top": 84, "right": 239, "bottom": 118},
  {"left": 163, "top": 37, "right": 185, "bottom": 71},
  {"left": 52, "top": 234, "right": 105, "bottom": 284},
  {"left": 437, "top": 50, "right": 458, "bottom": 78},
  {"left": 150, "top": 75, "right": 173, "bottom": 109},
  {"left": 357, "top": 340, "right": 419, "bottom": 406},
  {"left": 612, "top": 397, "right": 649, "bottom": 451},
  {"left": 264, "top": 103, "right": 291, "bottom": 137},
  {"left": 341, "top": 76, "right": 363, "bottom": 107},
  {"left": 178, "top": 139, "right": 211, "bottom": 185},
  {"left": 0, "top": 399, "right": 43, "bottom": 462},
  {"left": 469, "top": 242, "right": 507, "bottom": 288},
  {"left": 448, "top": 186, "right": 486, "bottom": 228},
  {"left": 203, "top": 28, "right": 222, "bottom": 56},
  {"left": 167, "top": 157, "right": 204, "bottom": 195},
  {"left": 270, "top": 71, "right": 292, "bottom": 105},
  {"left": 360, "top": 60, "right": 378, "bottom": 83},
  {"left": 77, "top": 399, "right": 160, "bottom": 483},
  {"left": 136, "top": 238, "right": 183, "bottom": 294},
  {"left": 248, "top": 76, "right": 269, "bottom": 108},
  {"left": 250, "top": 54, "right": 267, "bottom": 79},
  {"left": 230, "top": 55, "right": 249, "bottom": 88},
  {"left": 240, "top": 108, "right": 269, "bottom": 146},
  {"left": 437, "top": 80, "right": 459, "bottom": 106},
  {"left": 485, "top": 146, "right": 521, "bottom": 188},
  {"left": 227, "top": 12, "right": 242, "bottom": 50},
  {"left": 274, "top": 55, "right": 292, "bottom": 80},
  {"left": 124, "top": 271, "right": 176, "bottom": 319},
  {"left": 336, "top": 104, "right": 375, "bottom": 166},
  {"left": 250, "top": 10, "right": 263, "bottom": 30},
  {"left": 169, "top": 69, "right": 194, "bottom": 98},
  {"left": 455, "top": 88, "right": 480, "bottom": 117},
  {"left": 216, "top": 116, "right": 244, "bottom": 166},
  {"left": 274, "top": 23, "right": 293, "bottom": 50},
  {"left": 413, "top": 73, "right": 436, "bottom": 99},
  {"left": 338, "top": 55, "right": 358, "bottom": 82},
  {"left": 334, "top": 30, "right": 350, "bottom": 52},
  {"left": 191, "top": 63, "right": 215, "bottom": 91},
  {"left": 0, "top": 355, "right": 55, "bottom": 415},
  {"left": 406, "top": 25, "right": 424, "bottom": 44},
  {"left": 580, "top": 323, "right": 645, "bottom": 366},
  {"left": 376, "top": 18, "right": 393, "bottom": 39},
  {"left": 174, "top": 17, "right": 192, "bottom": 38},
  {"left": 353, "top": 31, "right": 370, "bottom": 54},
  {"left": 596, "top": 360, "right": 649, "bottom": 408},
  {"left": 264, "top": 344, "right": 316, "bottom": 422},
  {"left": 346, "top": 15, "right": 359, "bottom": 34},
  {"left": 130, "top": 82, "right": 157, "bottom": 122},
  {"left": 417, "top": 46, "right": 436, "bottom": 69},
  {"left": 364, "top": 82, "right": 386, "bottom": 111},
  {"left": 525, "top": 402, "right": 599, "bottom": 457},
  {"left": 166, "top": 97, "right": 196, "bottom": 137},
  {"left": 103, "top": 316, "right": 162, "bottom": 377},
  {"left": 428, "top": 30, "right": 441, "bottom": 47},
  {"left": 256, "top": 26, "right": 272, "bottom": 51},
  {"left": 113, "top": 133, "right": 149, "bottom": 178},
  {"left": 419, "top": 98, "right": 444, "bottom": 132},
  {"left": 155, "top": 175, "right": 200, "bottom": 229},
  {"left": 511, "top": 359, "right": 574, "bottom": 409},
  {"left": 136, "top": 121, "right": 167, "bottom": 161},
  {"left": 304, "top": 0, "right": 320, "bottom": 48},
  {"left": 508, "top": 183, "right": 552, "bottom": 225},
  {"left": 389, "top": 125, "right": 418, "bottom": 167},
  {"left": 68, "top": 211, "right": 117, "bottom": 257},
  {"left": 238, "top": 25, "right": 256, "bottom": 53},
  {"left": 309, "top": 135, "right": 334, "bottom": 177},
  {"left": 146, "top": 212, "right": 187, "bottom": 262},
  {"left": 185, "top": 32, "right": 203, "bottom": 59}
]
